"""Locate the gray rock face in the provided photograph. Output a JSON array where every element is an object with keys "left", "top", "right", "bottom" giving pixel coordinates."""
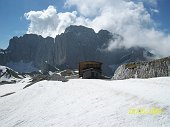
[
  {"left": 0, "top": 25, "right": 153, "bottom": 76},
  {"left": 6, "top": 34, "right": 55, "bottom": 69},
  {"left": 0, "top": 65, "right": 22, "bottom": 85},
  {"left": 113, "top": 56, "right": 170, "bottom": 80}
]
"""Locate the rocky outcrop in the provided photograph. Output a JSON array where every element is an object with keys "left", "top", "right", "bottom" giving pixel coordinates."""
[
  {"left": 0, "top": 65, "right": 23, "bottom": 85},
  {"left": 113, "top": 56, "right": 170, "bottom": 80},
  {"left": 0, "top": 25, "right": 153, "bottom": 76}
]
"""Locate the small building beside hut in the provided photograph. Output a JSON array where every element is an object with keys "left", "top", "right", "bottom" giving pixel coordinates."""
[{"left": 79, "top": 61, "right": 102, "bottom": 79}]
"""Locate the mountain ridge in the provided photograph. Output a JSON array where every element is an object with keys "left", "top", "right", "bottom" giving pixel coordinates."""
[{"left": 0, "top": 25, "right": 154, "bottom": 76}]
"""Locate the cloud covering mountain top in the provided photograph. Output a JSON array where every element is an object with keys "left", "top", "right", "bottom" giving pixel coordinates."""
[{"left": 24, "top": 0, "right": 170, "bottom": 57}]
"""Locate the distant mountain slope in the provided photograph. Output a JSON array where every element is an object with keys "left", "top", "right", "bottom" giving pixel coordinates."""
[{"left": 0, "top": 25, "right": 154, "bottom": 75}]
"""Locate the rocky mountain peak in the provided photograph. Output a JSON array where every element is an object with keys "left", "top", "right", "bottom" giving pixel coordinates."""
[
  {"left": 65, "top": 25, "right": 95, "bottom": 33},
  {"left": 0, "top": 25, "right": 154, "bottom": 76}
]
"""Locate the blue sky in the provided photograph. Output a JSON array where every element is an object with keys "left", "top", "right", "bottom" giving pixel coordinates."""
[
  {"left": 0, "top": 0, "right": 66, "bottom": 48},
  {"left": 153, "top": 0, "right": 170, "bottom": 33},
  {"left": 0, "top": 0, "right": 170, "bottom": 55}
]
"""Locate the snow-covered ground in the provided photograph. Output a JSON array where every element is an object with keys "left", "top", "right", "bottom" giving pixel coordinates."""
[
  {"left": 0, "top": 77, "right": 170, "bottom": 127},
  {"left": 0, "top": 66, "right": 21, "bottom": 83},
  {"left": 0, "top": 78, "right": 31, "bottom": 97}
]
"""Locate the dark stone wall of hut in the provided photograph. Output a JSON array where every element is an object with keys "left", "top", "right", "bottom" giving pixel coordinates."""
[{"left": 83, "top": 69, "right": 101, "bottom": 79}]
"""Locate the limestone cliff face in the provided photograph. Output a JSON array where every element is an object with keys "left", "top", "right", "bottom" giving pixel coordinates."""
[
  {"left": 5, "top": 34, "right": 55, "bottom": 69},
  {"left": 0, "top": 25, "right": 153, "bottom": 75},
  {"left": 113, "top": 57, "right": 170, "bottom": 80}
]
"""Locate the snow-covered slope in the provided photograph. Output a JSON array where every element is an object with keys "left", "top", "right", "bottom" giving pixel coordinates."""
[
  {"left": 0, "top": 65, "right": 22, "bottom": 83},
  {"left": 0, "top": 78, "right": 170, "bottom": 127},
  {"left": 0, "top": 77, "right": 31, "bottom": 97}
]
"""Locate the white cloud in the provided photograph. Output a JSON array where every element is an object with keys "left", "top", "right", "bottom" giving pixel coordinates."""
[
  {"left": 150, "top": 8, "right": 159, "bottom": 14},
  {"left": 65, "top": 0, "right": 107, "bottom": 17},
  {"left": 24, "top": 6, "right": 88, "bottom": 37},
  {"left": 25, "top": 6, "right": 58, "bottom": 37},
  {"left": 24, "top": 1, "right": 170, "bottom": 57},
  {"left": 144, "top": 0, "right": 158, "bottom": 6},
  {"left": 133, "top": 0, "right": 158, "bottom": 6}
]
